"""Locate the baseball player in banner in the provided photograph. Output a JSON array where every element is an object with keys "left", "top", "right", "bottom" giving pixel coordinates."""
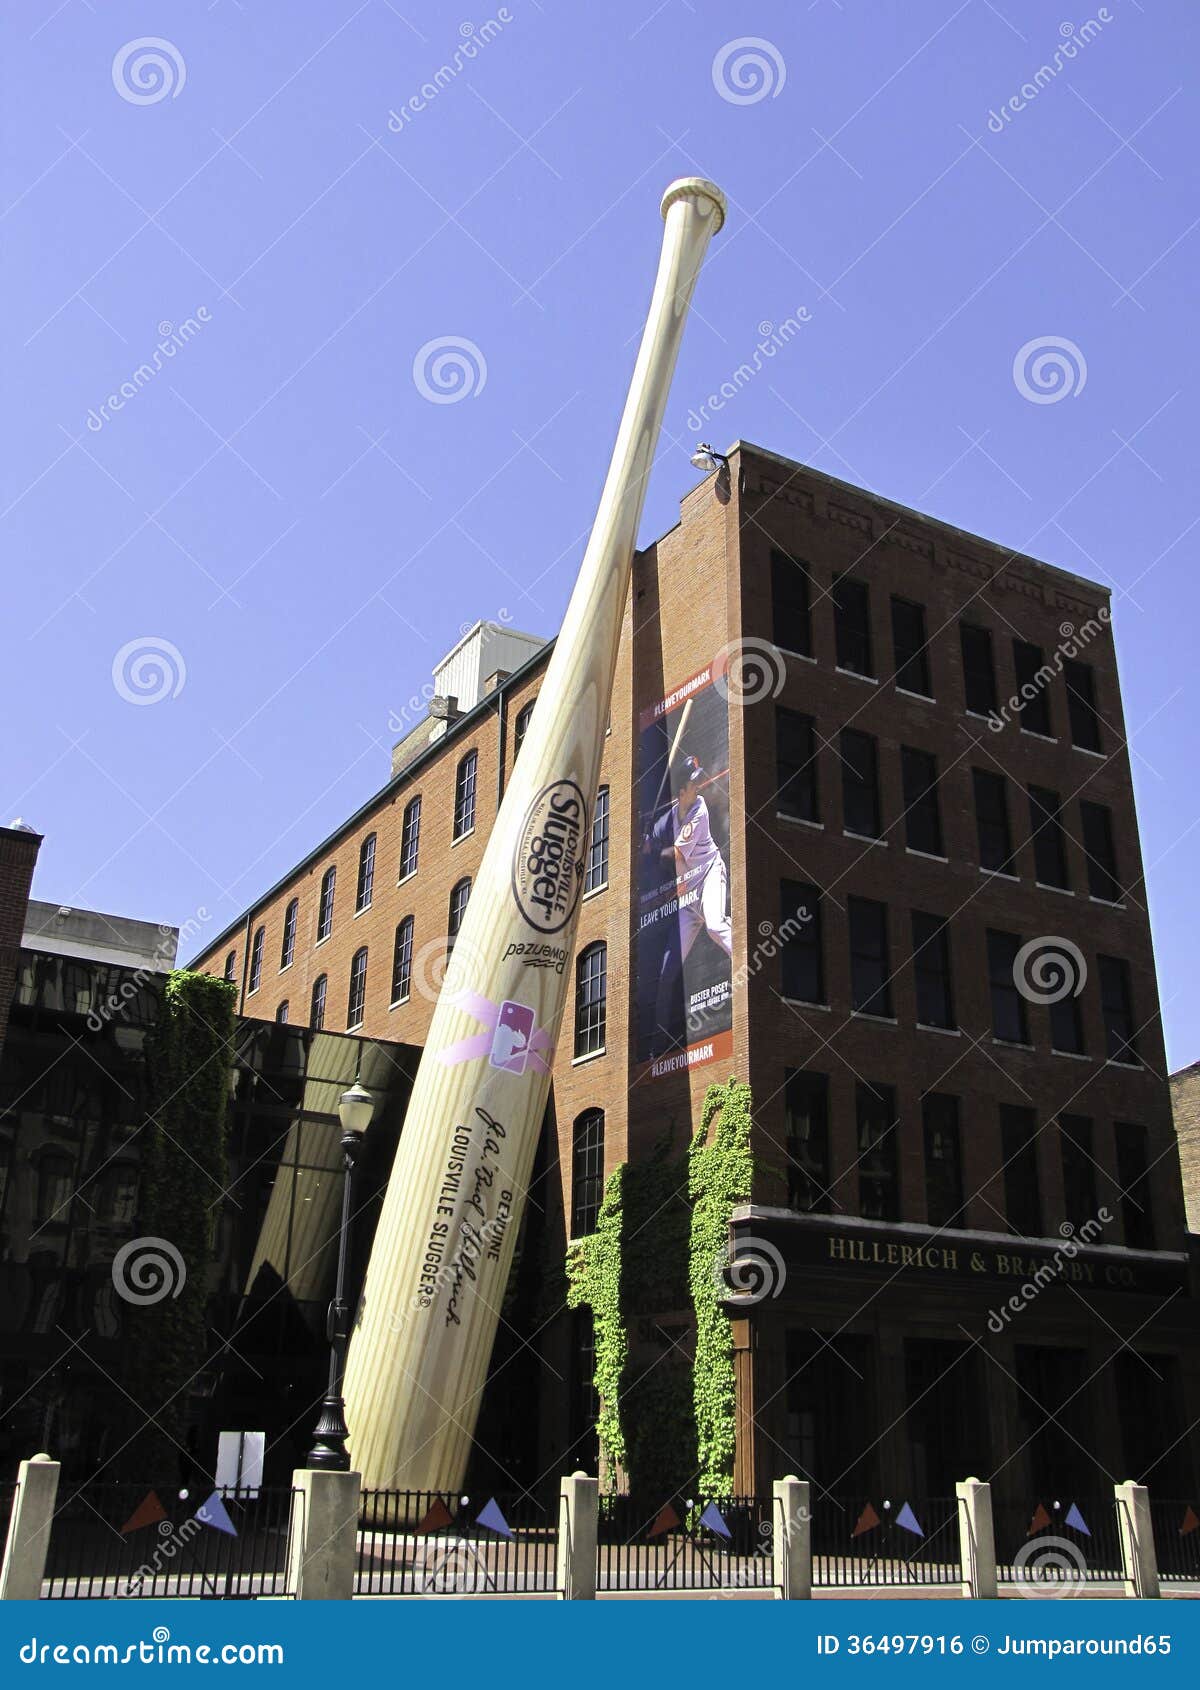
[{"left": 636, "top": 661, "right": 734, "bottom": 1076}]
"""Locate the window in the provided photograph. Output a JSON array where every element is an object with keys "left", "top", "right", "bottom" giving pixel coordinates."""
[
  {"left": 347, "top": 947, "right": 368, "bottom": 1029},
  {"left": 37, "top": 1153, "right": 75, "bottom": 1226},
  {"left": 513, "top": 700, "right": 536, "bottom": 762},
  {"left": 891, "top": 597, "right": 931, "bottom": 696},
  {"left": 1029, "top": 786, "right": 1069, "bottom": 889},
  {"left": 223, "top": 949, "right": 236, "bottom": 982},
  {"left": 912, "top": 911, "right": 954, "bottom": 1029},
  {"left": 901, "top": 747, "right": 943, "bottom": 856},
  {"left": 780, "top": 881, "right": 824, "bottom": 1004},
  {"left": 317, "top": 865, "right": 336, "bottom": 942},
  {"left": 356, "top": 833, "right": 376, "bottom": 912},
  {"left": 399, "top": 795, "right": 422, "bottom": 880},
  {"left": 1001, "top": 1105, "right": 1041, "bottom": 1236},
  {"left": 1081, "top": 801, "right": 1120, "bottom": 902},
  {"left": 923, "top": 1093, "right": 963, "bottom": 1227},
  {"left": 391, "top": 916, "right": 414, "bottom": 1005},
  {"left": 833, "top": 575, "right": 873, "bottom": 676},
  {"left": 454, "top": 750, "right": 478, "bottom": 838},
  {"left": 310, "top": 974, "right": 327, "bottom": 1030},
  {"left": 571, "top": 1109, "right": 605, "bottom": 1236},
  {"left": 776, "top": 707, "right": 819, "bottom": 823},
  {"left": 574, "top": 942, "right": 607, "bottom": 1058},
  {"left": 1064, "top": 659, "right": 1102, "bottom": 751},
  {"left": 1115, "top": 1122, "right": 1155, "bottom": 1249},
  {"left": 987, "top": 929, "right": 1029, "bottom": 1044},
  {"left": 785, "top": 1069, "right": 830, "bottom": 1213},
  {"left": 280, "top": 899, "right": 298, "bottom": 969},
  {"left": 1059, "top": 1115, "right": 1097, "bottom": 1230},
  {"left": 848, "top": 896, "right": 891, "bottom": 1017},
  {"left": 447, "top": 878, "right": 471, "bottom": 952},
  {"left": 840, "top": 729, "right": 881, "bottom": 838},
  {"left": 1049, "top": 986, "right": 1085, "bottom": 1056},
  {"left": 973, "top": 769, "right": 1014, "bottom": 873},
  {"left": 960, "top": 623, "right": 997, "bottom": 715},
  {"left": 1013, "top": 639, "right": 1053, "bottom": 736},
  {"left": 856, "top": 1082, "right": 898, "bottom": 1221},
  {"left": 586, "top": 786, "right": 610, "bottom": 893},
  {"left": 1099, "top": 954, "right": 1139, "bottom": 1063},
  {"left": 275, "top": 1001, "right": 289, "bottom": 1024},
  {"left": 771, "top": 549, "right": 813, "bottom": 656},
  {"left": 248, "top": 925, "right": 265, "bottom": 994}
]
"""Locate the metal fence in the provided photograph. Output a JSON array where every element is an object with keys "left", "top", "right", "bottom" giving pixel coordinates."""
[
  {"left": 812, "top": 1497, "right": 961, "bottom": 1588},
  {"left": 41, "top": 1483, "right": 295, "bottom": 1598},
  {"left": 596, "top": 1494, "right": 778, "bottom": 1593},
  {"left": 1149, "top": 1499, "right": 1200, "bottom": 1583},
  {"left": 994, "top": 1498, "right": 1123, "bottom": 1588},
  {"left": 355, "top": 1490, "right": 558, "bottom": 1596}
]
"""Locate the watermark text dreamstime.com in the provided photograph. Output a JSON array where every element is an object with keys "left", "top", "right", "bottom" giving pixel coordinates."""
[
  {"left": 986, "top": 13, "right": 1115, "bottom": 132},
  {"left": 987, "top": 1209, "right": 1113, "bottom": 1333},
  {"left": 86, "top": 311, "right": 212, "bottom": 432},
  {"left": 686, "top": 309, "right": 811, "bottom": 434},
  {"left": 986, "top": 607, "right": 1109, "bottom": 732},
  {"left": 386, "top": 14, "right": 513, "bottom": 133},
  {"left": 86, "top": 912, "right": 209, "bottom": 1032}
]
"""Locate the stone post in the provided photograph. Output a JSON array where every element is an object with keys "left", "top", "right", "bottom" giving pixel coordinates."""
[
  {"left": 1115, "top": 1481, "right": 1159, "bottom": 1599},
  {"left": 772, "top": 1476, "right": 811, "bottom": 1598},
  {"left": 556, "top": 1471, "right": 598, "bottom": 1599},
  {"left": 288, "top": 1469, "right": 361, "bottom": 1600},
  {"left": 0, "top": 1454, "right": 61, "bottom": 1600},
  {"left": 955, "top": 1477, "right": 997, "bottom": 1599}
]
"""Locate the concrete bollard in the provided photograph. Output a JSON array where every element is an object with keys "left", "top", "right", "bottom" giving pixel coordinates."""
[
  {"left": 772, "top": 1476, "right": 812, "bottom": 1598},
  {"left": 955, "top": 1478, "right": 997, "bottom": 1599},
  {"left": 1115, "top": 1481, "right": 1159, "bottom": 1599},
  {"left": 0, "top": 1454, "right": 61, "bottom": 1600},
  {"left": 288, "top": 1469, "right": 361, "bottom": 1600},
  {"left": 556, "top": 1471, "right": 598, "bottom": 1599}
]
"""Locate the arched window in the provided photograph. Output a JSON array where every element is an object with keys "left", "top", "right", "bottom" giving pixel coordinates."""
[
  {"left": 513, "top": 700, "right": 536, "bottom": 762},
  {"left": 586, "top": 786, "right": 610, "bottom": 893},
  {"left": 280, "top": 899, "right": 299, "bottom": 969},
  {"left": 447, "top": 879, "right": 471, "bottom": 953},
  {"left": 317, "top": 865, "right": 336, "bottom": 942},
  {"left": 454, "top": 750, "right": 478, "bottom": 839},
  {"left": 248, "top": 925, "right": 265, "bottom": 994},
  {"left": 571, "top": 1109, "right": 604, "bottom": 1236},
  {"left": 347, "top": 948, "right": 368, "bottom": 1030},
  {"left": 276, "top": 1001, "right": 289, "bottom": 1024},
  {"left": 223, "top": 949, "right": 236, "bottom": 982},
  {"left": 399, "top": 795, "right": 422, "bottom": 880},
  {"left": 356, "top": 833, "right": 377, "bottom": 913},
  {"left": 391, "top": 916, "right": 414, "bottom": 1005},
  {"left": 310, "top": 974, "right": 328, "bottom": 1030},
  {"left": 574, "top": 942, "right": 607, "bottom": 1058}
]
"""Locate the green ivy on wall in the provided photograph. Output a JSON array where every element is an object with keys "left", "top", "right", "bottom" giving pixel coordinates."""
[{"left": 566, "top": 1162, "right": 629, "bottom": 1481}]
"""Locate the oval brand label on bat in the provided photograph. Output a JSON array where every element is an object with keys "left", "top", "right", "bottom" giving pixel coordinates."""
[{"left": 512, "top": 779, "right": 587, "bottom": 934}]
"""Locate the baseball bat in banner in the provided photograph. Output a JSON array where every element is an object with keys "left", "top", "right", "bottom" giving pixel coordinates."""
[
  {"left": 650, "top": 696, "right": 694, "bottom": 817},
  {"left": 343, "top": 177, "right": 726, "bottom": 1494}
]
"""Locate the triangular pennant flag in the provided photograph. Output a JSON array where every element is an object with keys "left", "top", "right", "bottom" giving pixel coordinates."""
[
  {"left": 120, "top": 1491, "right": 167, "bottom": 1534},
  {"left": 194, "top": 1491, "right": 238, "bottom": 1537},
  {"left": 474, "top": 1497, "right": 512, "bottom": 1539},
  {"left": 895, "top": 1502, "right": 923, "bottom": 1537},
  {"left": 1064, "top": 1503, "right": 1090, "bottom": 1536},
  {"left": 699, "top": 1502, "right": 731, "bottom": 1540},
  {"left": 1027, "top": 1503, "right": 1052, "bottom": 1535},
  {"left": 416, "top": 1498, "right": 454, "bottom": 1533},
  {"left": 648, "top": 1503, "right": 680, "bottom": 1538},
  {"left": 852, "top": 1503, "right": 880, "bottom": 1538},
  {"left": 1180, "top": 1506, "right": 1199, "bottom": 1537}
]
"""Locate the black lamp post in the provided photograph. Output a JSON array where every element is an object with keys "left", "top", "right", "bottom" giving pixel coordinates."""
[{"left": 306, "top": 1072, "right": 376, "bottom": 1471}]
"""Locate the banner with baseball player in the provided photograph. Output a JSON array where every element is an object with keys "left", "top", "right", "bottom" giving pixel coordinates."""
[{"left": 634, "top": 660, "right": 734, "bottom": 1080}]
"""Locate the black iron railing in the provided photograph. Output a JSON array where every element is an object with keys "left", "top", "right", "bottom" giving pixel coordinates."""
[
  {"left": 355, "top": 1490, "right": 557, "bottom": 1596},
  {"left": 42, "top": 1483, "right": 295, "bottom": 1598},
  {"left": 1149, "top": 1499, "right": 1200, "bottom": 1583},
  {"left": 596, "top": 1494, "right": 777, "bottom": 1592},
  {"left": 993, "top": 1497, "right": 1123, "bottom": 1587},
  {"left": 812, "top": 1497, "right": 960, "bottom": 1588}
]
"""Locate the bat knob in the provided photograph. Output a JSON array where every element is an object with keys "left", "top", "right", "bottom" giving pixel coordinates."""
[{"left": 660, "top": 177, "right": 727, "bottom": 233}]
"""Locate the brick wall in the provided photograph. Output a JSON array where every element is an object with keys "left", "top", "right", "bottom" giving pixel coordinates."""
[{"left": 0, "top": 825, "right": 42, "bottom": 1060}]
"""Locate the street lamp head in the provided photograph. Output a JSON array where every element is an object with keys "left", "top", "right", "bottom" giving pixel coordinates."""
[
  {"left": 690, "top": 442, "right": 728, "bottom": 474},
  {"left": 338, "top": 1079, "right": 376, "bottom": 1136}
]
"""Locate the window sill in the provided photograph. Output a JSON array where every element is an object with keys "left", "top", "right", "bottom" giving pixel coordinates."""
[
  {"left": 1020, "top": 728, "right": 1057, "bottom": 744},
  {"left": 278, "top": 961, "right": 293, "bottom": 975},
  {"left": 246, "top": 986, "right": 260, "bottom": 998},
  {"left": 918, "top": 1023, "right": 961, "bottom": 1037},
  {"left": 1105, "top": 1058, "right": 1143, "bottom": 1071},
  {"left": 906, "top": 847, "right": 948, "bottom": 864},
  {"left": 835, "top": 667, "right": 878, "bottom": 685},
  {"left": 1052, "top": 1048, "right": 1090, "bottom": 1062},
  {"left": 315, "top": 934, "right": 332, "bottom": 949},
  {"left": 572, "top": 1047, "right": 607, "bottom": 1067},
  {"left": 1072, "top": 744, "right": 1105, "bottom": 758},
  {"left": 979, "top": 866, "right": 1019, "bottom": 881},
  {"left": 993, "top": 1038, "right": 1034, "bottom": 1050},
  {"left": 779, "top": 646, "right": 816, "bottom": 664},
  {"left": 844, "top": 829, "right": 886, "bottom": 845},
  {"left": 965, "top": 708, "right": 997, "bottom": 723},
  {"left": 895, "top": 686, "right": 935, "bottom": 704},
  {"left": 851, "top": 1011, "right": 897, "bottom": 1027},
  {"left": 452, "top": 827, "right": 476, "bottom": 846},
  {"left": 781, "top": 998, "right": 830, "bottom": 1012},
  {"left": 347, "top": 1020, "right": 364, "bottom": 1033},
  {"left": 582, "top": 882, "right": 608, "bottom": 903},
  {"left": 354, "top": 904, "right": 372, "bottom": 918},
  {"left": 1035, "top": 882, "right": 1074, "bottom": 897},
  {"left": 389, "top": 994, "right": 411, "bottom": 1010},
  {"left": 1088, "top": 895, "right": 1126, "bottom": 910},
  {"left": 777, "top": 812, "right": 823, "bottom": 830},
  {"left": 397, "top": 869, "right": 418, "bottom": 889}
]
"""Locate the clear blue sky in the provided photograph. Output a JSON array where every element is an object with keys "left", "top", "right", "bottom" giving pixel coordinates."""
[{"left": 3, "top": 0, "right": 1197, "bottom": 1065}]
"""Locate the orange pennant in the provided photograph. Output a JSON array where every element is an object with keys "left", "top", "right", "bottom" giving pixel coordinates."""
[
  {"left": 1027, "top": 1503, "right": 1052, "bottom": 1535},
  {"left": 1181, "top": 1506, "right": 1199, "bottom": 1537},
  {"left": 852, "top": 1503, "right": 880, "bottom": 1538},
  {"left": 648, "top": 1504, "right": 680, "bottom": 1538},
  {"left": 416, "top": 1498, "right": 454, "bottom": 1532},
  {"left": 121, "top": 1491, "right": 167, "bottom": 1534}
]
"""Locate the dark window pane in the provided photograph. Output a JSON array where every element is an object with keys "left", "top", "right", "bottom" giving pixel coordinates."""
[
  {"left": 1115, "top": 1122, "right": 1155, "bottom": 1249},
  {"left": 1064, "top": 659, "right": 1102, "bottom": 752},
  {"left": 223, "top": 950, "right": 236, "bottom": 982},
  {"left": 399, "top": 796, "right": 422, "bottom": 880},
  {"left": 356, "top": 833, "right": 376, "bottom": 912},
  {"left": 347, "top": 947, "right": 368, "bottom": 1029},
  {"left": 912, "top": 911, "right": 954, "bottom": 1029},
  {"left": 574, "top": 943, "right": 607, "bottom": 1057},
  {"left": 1049, "top": 990, "right": 1085, "bottom": 1055},
  {"left": 776, "top": 707, "right": 819, "bottom": 822},
  {"left": 1059, "top": 1115, "right": 1096, "bottom": 1229},
  {"left": 275, "top": 1000, "right": 289, "bottom": 1024},
  {"left": 391, "top": 916, "right": 414, "bottom": 1004},
  {"left": 310, "top": 974, "right": 327, "bottom": 1030},
  {"left": 280, "top": 899, "right": 298, "bottom": 969},
  {"left": 987, "top": 929, "right": 1028, "bottom": 1044},
  {"left": 960, "top": 623, "right": 997, "bottom": 715},
  {"left": 771, "top": 550, "right": 812, "bottom": 656},
  {"left": 1013, "top": 639, "right": 1053, "bottom": 736},
  {"left": 892, "top": 597, "right": 931, "bottom": 696},
  {"left": 448, "top": 878, "right": 471, "bottom": 950},
  {"left": 901, "top": 747, "right": 943, "bottom": 856},
  {"left": 849, "top": 895, "right": 891, "bottom": 1017},
  {"left": 1081, "top": 802, "right": 1120, "bottom": 902},
  {"left": 571, "top": 1110, "right": 605, "bottom": 1235},
  {"left": 248, "top": 926, "right": 264, "bottom": 994},
  {"left": 1099, "top": 954, "right": 1139, "bottom": 1063},
  {"left": 856, "top": 1082, "right": 898, "bottom": 1221},
  {"left": 780, "top": 881, "right": 823, "bottom": 1004},
  {"left": 1029, "top": 786, "right": 1069, "bottom": 889},
  {"left": 973, "top": 769, "right": 1014, "bottom": 873},
  {"left": 513, "top": 700, "right": 536, "bottom": 762},
  {"left": 586, "top": 786, "right": 610, "bottom": 893},
  {"left": 785, "top": 1069, "right": 830, "bottom": 1213},
  {"left": 923, "top": 1093, "right": 963, "bottom": 1227},
  {"left": 834, "top": 575, "right": 873, "bottom": 677},
  {"left": 840, "top": 729, "right": 881, "bottom": 838},
  {"left": 317, "top": 865, "right": 336, "bottom": 942},
  {"left": 454, "top": 750, "right": 478, "bottom": 838},
  {"left": 1001, "top": 1105, "right": 1041, "bottom": 1236}
]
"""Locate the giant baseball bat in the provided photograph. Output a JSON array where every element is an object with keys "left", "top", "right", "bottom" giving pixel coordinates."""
[{"left": 343, "top": 177, "right": 726, "bottom": 1494}]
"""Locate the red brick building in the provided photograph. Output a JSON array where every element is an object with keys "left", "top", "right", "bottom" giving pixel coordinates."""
[{"left": 192, "top": 443, "right": 1197, "bottom": 1507}]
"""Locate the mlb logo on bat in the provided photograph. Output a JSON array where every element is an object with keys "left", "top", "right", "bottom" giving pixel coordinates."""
[{"left": 489, "top": 1000, "right": 537, "bottom": 1075}]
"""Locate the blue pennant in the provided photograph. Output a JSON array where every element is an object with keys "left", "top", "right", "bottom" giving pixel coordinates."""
[
  {"left": 475, "top": 1497, "right": 513, "bottom": 1539},
  {"left": 194, "top": 1491, "right": 238, "bottom": 1537},
  {"left": 1064, "top": 1503, "right": 1090, "bottom": 1536},
  {"left": 894, "top": 1503, "right": 924, "bottom": 1537},
  {"left": 699, "top": 1502, "right": 732, "bottom": 1540}
]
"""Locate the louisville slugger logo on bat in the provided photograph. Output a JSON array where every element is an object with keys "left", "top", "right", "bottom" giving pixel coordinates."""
[{"left": 511, "top": 778, "right": 588, "bottom": 933}]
